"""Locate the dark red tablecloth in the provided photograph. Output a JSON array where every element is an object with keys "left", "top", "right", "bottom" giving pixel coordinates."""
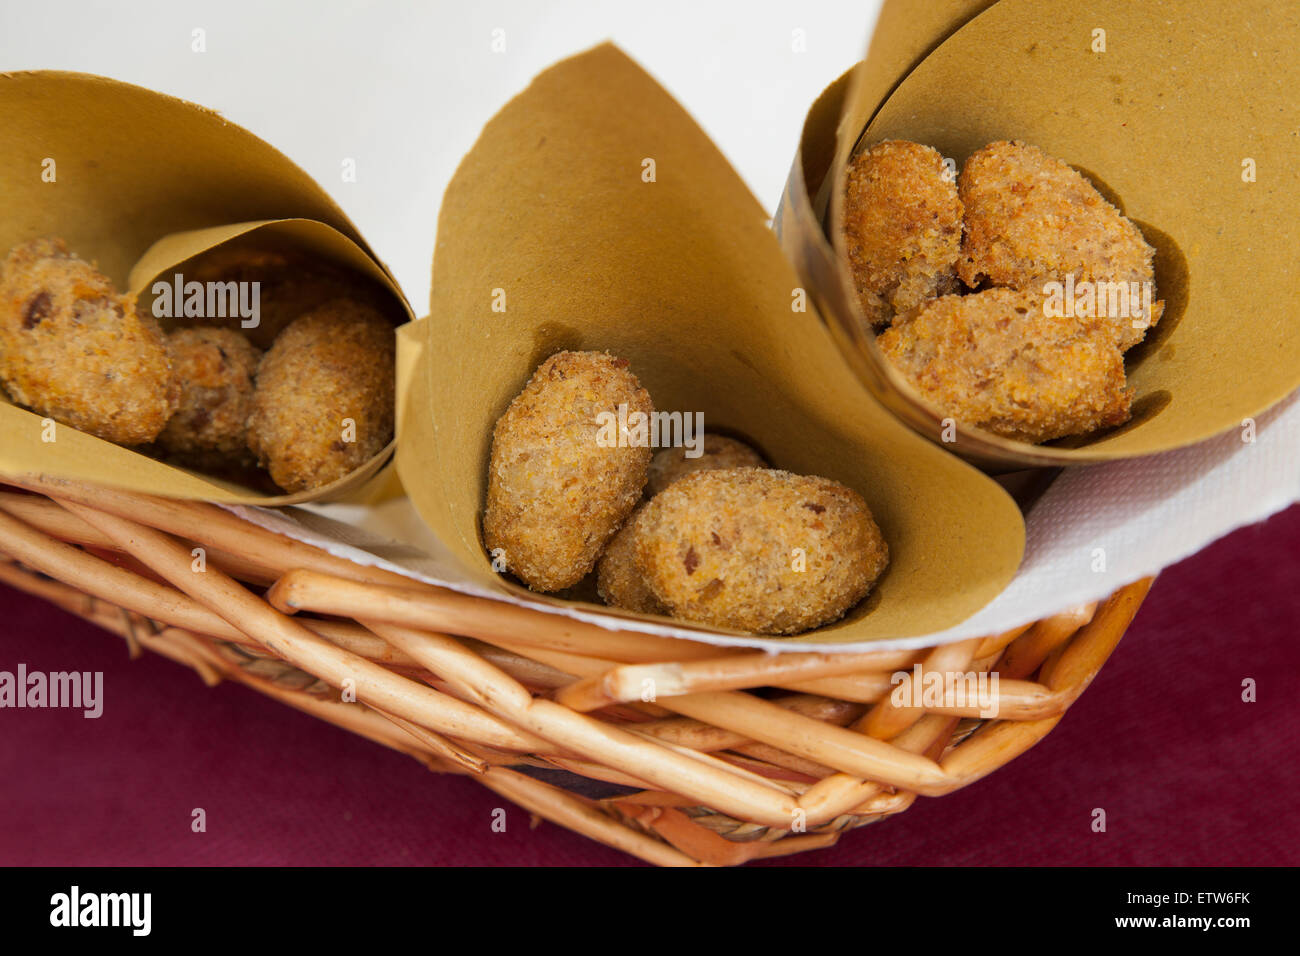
[{"left": 2, "top": 504, "right": 1297, "bottom": 866}]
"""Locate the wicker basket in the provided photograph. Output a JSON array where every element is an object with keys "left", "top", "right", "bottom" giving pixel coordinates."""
[{"left": 0, "top": 472, "right": 1151, "bottom": 866}]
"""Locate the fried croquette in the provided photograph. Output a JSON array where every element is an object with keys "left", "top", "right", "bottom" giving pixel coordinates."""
[
  {"left": 0, "top": 237, "right": 178, "bottom": 445},
  {"left": 842, "top": 140, "right": 964, "bottom": 327},
  {"left": 957, "top": 140, "right": 1162, "bottom": 350},
  {"left": 246, "top": 299, "right": 395, "bottom": 493},
  {"left": 646, "top": 433, "right": 766, "bottom": 497},
  {"left": 600, "top": 434, "right": 767, "bottom": 614},
  {"left": 157, "top": 327, "right": 261, "bottom": 464},
  {"left": 183, "top": 244, "right": 390, "bottom": 349},
  {"left": 483, "top": 350, "right": 654, "bottom": 593},
  {"left": 595, "top": 506, "right": 668, "bottom": 615},
  {"left": 877, "top": 288, "right": 1132, "bottom": 443},
  {"left": 635, "top": 468, "right": 888, "bottom": 635}
]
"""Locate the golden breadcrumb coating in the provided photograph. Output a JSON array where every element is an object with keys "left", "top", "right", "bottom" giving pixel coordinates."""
[
  {"left": 595, "top": 505, "right": 668, "bottom": 615},
  {"left": 182, "top": 244, "right": 391, "bottom": 349},
  {"left": 877, "top": 288, "right": 1132, "bottom": 443},
  {"left": 0, "top": 237, "right": 177, "bottom": 445},
  {"left": 483, "top": 350, "right": 653, "bottom": 593},
  {"left": 600, "top": 434, "right": 767, "bottom": 614},
  {"left": 636, "top": 468, "right": 888, "bottom": 635},
  {"left": 646, "top": 433, "right": 766, "bottom": 497},
  {"left": 957, "top": 140, "right": 1161, "bottom": 350},
  {"left": 157, "top": 326, "right": 261, "bottom": 464},
  {"left": 842, "top": 140, "right": 964, "bottom": 327},
  {"left": 246, "top": 299, "right": 395, "bottom": 493}
]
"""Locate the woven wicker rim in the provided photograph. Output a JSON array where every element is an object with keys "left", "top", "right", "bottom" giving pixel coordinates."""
[{"left": 0, "top": 473, "right": 1151, "bottom": 866}]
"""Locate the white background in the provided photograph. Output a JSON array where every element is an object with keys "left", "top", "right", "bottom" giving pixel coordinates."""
[{"left": 0, "top": 0, "right": 881, "bottom": 313}]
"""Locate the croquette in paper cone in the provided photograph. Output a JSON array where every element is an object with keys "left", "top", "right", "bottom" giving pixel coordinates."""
[
  {"left": 398, "top": 43, "right": 1026, "bottom": 645},
  {"left": 779, "top": 0, "right": 1300, "bottom": 469},
  {"left": 0, "top": 73, "right": 412, "bottom": 504}
]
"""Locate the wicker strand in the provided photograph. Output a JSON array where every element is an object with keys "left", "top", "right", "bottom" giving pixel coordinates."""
[
  {"left": 553, "top": 647, "right": 922, "bottom": 712},
  {"left": 268, "top": 569, "right": 738, "bottom": 664}
]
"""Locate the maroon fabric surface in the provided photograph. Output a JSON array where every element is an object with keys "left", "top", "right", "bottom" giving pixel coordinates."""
[{"left": 1, "top": 504, "right": 1297, "bottom": 867}]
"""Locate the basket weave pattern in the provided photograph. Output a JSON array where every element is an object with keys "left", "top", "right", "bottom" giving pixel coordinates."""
[{"left": 0, "top": 474, "right": 1151, "bottom": 866}]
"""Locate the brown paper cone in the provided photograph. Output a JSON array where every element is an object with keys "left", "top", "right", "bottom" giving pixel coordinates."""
[
  {"left": 782, "top": 0, "right": 1300, "bottom": 468},
  {"left": 399, "top": 43, "right": 1026, "bottom": 644},
  {"left": 0, "top": 71, "right": 412, "bottom": 504}
]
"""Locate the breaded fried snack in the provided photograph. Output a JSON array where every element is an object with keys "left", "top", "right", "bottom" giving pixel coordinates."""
[
  {"left": 842, "top": 140, "right": 964, "bottom": 327},
  {"left": 646, "top": 433, "right": 766, "bottom": 496},
  {"left": 636, "top": 468, "right": 888, "bottom": 635},
  {"left": 184, "top": 244, "right": 389, "bottom": 349},
  {"left": 957, "top": 140, "right": 1161, "bottom": 350},
  {"left": 246, "top": 300, "right": 395, "bottom": 493},
  {"left": 595, "top": 505, "right": 668, "bottom": 615},
  {"left": 157, "top": 327, "right": 261, "bottom": 464},
  {"left": 0, "top": 237, "right": 177, "bottom": 445},
  {"left": 484, "top": 350, "right": 654, "bottom": 593},
  {"left": 877, "top": 288, "right": 1131, "bottom": 443},
  {"left": 601, "top": 434, "right": 766, "bottom": 613}
]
